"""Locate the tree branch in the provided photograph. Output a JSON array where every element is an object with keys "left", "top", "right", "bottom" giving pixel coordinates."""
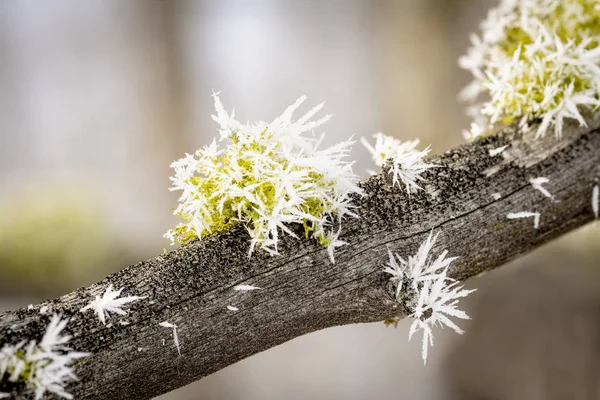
[{"left": 1, "top": 116, "right": 599, "bottom": 399}]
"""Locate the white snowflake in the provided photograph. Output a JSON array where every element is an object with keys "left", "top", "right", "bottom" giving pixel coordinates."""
[
  {"left": 80, "top": 284, "right": 146, "bottom": 325},
  {"left": 361, "top": 132, "right": 435, "bottom": 194},
  {"left": 0, "top": 314, "right": 89, "bottom": 399},
  {"left": 383, "top": 231, "right": 475, "bottom": 363}
]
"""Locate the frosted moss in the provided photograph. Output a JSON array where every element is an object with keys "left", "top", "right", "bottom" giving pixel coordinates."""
[
  {"left": 165, "top": 93, "right": 362, "bottom": 261},
  {"left": 460, "top": 0, "right": 600, "bottom": 139}
]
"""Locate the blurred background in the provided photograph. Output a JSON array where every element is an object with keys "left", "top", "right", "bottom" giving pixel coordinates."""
[{"left": 0, "top": 1, "right": 599, "bottom": 399}]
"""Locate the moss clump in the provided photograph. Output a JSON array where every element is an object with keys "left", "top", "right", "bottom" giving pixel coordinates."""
[
  {"left": 165, "top": 94, "right": 362, "bottom": 260},
  {"left": 460, "top": 0, "right": 600, "bottom": 139}
]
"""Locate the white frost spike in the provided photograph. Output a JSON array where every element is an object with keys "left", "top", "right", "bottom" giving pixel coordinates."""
[
  {"left": 593, "top": 184, "right": 599, "bottom": 219},
  {"left": 227, "top": 305, "right": 239, "bottom": 311},
  {"left": 492, "top": 193, "right": 501, "bottom": 200},
  {"left": 529, "top": 177, "right": 553, "bottom": 199},
  {"left": 159, "top": 321, "right": 181, "bottom": 356},
  {"left": 409, "top": 273, "right": 475, "bottom": 364},
  {"left": 389, "top": 147, "right": 436, "bottom": 194},
  {"left": 39, "top": 306, "right": 49, "bottom": 315},
  {"left": 234, "top": 284, "right": 261, "bottom": 291},
  {"left": 325, "top": 226, "right": 347, "bottom": 264},
  {"left": 488, "top": 145, "right": 508, "bottom": 156},
  {"left": 80, "top": 284, "right": 146, "bottom": 325},
  {"left": 507, "top": 211, "right": 541, "bottom": 229},
  {"left": 383, "top": 231, "right": 474, "bottom": 363}
]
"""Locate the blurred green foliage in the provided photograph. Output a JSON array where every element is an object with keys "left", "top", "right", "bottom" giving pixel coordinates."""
[{"left": 0, "top": 186, "right": 116, "bottom": 296}]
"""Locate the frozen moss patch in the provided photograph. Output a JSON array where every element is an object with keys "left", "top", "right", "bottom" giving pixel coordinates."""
[
  {"left": 0, "top": 315, "right": 88, "bottom": 399},
  {"left": 165, "top": 93, "right": 362, "bottom": 261},
  {"left": 460, "top": 0, "right": 600, "bottom": 139}
]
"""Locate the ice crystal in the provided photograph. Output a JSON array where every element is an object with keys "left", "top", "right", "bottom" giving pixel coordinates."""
[
  {"left": 488, "top": 145, "right": 508, "bottom": 156},
  {"left": 383, "top": 231, "right": 475, "bottom": 363},
  {"left": 80, "top": 284, "right": 146, "bottom": 325},
  {"left": 159, "top": 322, "right": 181, "bottom": 357},
  {"left": 507, "top": 211, "right": 541, "bottom": 229},
  {"left": 233, "top": 284, "right": 261, "bottom": 292},
  {"left": 361, "top": 132, "right": 435, "bottom": 194},
  {"left": 530, "top": 177, "right": 553, "bottom": 199}
]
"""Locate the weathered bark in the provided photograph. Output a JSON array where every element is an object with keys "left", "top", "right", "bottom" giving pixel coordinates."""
[{"left": 1, "top": 116, "right": 599, "bottom": 399}]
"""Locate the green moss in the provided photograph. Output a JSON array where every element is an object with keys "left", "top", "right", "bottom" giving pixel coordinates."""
[
  {"left": 169, "top": 144, "right": 338, "bottom": 249},
  {"left": 513, "top": 228, "right": 525, "bottom": 237},
  {"left": 490, "top": 223, "right": 504, "bottom": 232}
]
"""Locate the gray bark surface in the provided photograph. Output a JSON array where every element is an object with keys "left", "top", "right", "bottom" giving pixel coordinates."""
[{"left": 1, "top": 117, "right": 599, "bottom": 399}]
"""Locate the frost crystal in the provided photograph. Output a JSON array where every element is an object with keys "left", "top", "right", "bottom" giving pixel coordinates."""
[
  {"left": 361, "top": 132, "right": 435, "bottom": 194},
  {"left": 159, "top": 322, "right": 181, "bottom": 357},
  {"left": 80, "top": 284, "right": 146, "bottom": 325},
  {"left": 233, "top": 284, "right": 261, "bottom": 292},
  {"left": 507, "top": 211, "right": 541, "bottom": 229},
  {"left": 226, "top": 305, "right": 239, "bottom": 311},
  {"left": 460, "top": 0, "right": 600, "bottom": 139},
  {"left": 360, "top": 133, "right": 419, "bottom": 169},
  {"left": 530, "top": 177, "right": 553, "bottom": 199},
  {"left": 383, "top": 231, "right": 475, "bottom": 363},
  {"left": 488, "top": 145, "right": 508, "bottom": 156},
  {"left": 0, "top": 314, "right": 88, "bottom": 399},
  {"left": 165, "top": 93, "right": 363, "bottom": 262}
]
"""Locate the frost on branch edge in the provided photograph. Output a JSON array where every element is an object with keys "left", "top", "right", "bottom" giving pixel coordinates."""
[
  {"left": 165, "top": 93, "right": 363, "bottom": 262},
  {"left": 383, "top": 231, "right": 475, "bottom": 364}
]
